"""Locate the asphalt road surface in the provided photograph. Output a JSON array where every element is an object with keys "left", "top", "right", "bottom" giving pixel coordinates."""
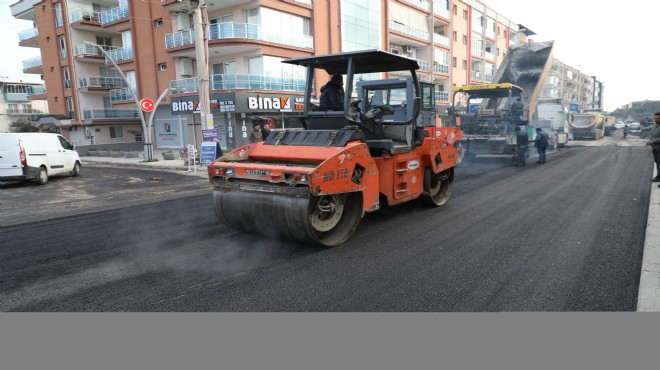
[{"left": 0, "top": 139, "right": 654, "bottom": 311}]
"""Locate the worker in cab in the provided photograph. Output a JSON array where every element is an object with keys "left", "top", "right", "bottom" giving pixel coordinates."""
[
  {"left": 511, "top": 97, "right": 525, "bottom": 125},
  {"left": 318, "top": 75, "right": 345, "bottom": 111}
]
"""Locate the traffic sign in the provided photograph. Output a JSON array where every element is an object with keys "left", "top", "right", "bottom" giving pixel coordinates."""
[{"left": 139, "top": 98, "right": 155, "bottom": 112}]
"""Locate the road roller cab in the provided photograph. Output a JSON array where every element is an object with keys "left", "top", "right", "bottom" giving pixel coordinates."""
[{"left": 208, "top": 50, "right": 463, "bottom": 246}]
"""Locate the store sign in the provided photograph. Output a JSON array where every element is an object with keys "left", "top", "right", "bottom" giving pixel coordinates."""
[
  {"left": 236, "top": 93, "right": 309, "bottom": 113},
  {"left": 171, "top": 93, "right": 236, "bottom": 115}
]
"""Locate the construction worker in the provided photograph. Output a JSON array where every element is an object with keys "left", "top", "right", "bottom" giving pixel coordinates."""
[
  {"left": 514, "top": 126, "right": 529, "bottom": 166},
  {"left": 534, "top": 127, "right": 549, "bottom": 164},
  {"left": 511, "top": 97, "right": 525, "bottom": 125},
  {"left": 318, "top": 75, "right": 345, "bottom": 111},
  {"left": 646, "top": 112, "right": 660, "bottom": 182},
  {"left": 250, "top": 124, "right": 263, "bottom": 143}
]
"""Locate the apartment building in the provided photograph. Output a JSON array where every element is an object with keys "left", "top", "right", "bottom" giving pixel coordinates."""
[
  {"left": 541, "top": 59, "right": 604, "bottom": 112},
  {"left": 10, "top": 0, "right": 532, "bottom": 150},
  {"left": 0, "top": 80, "right": 48, "bottom": 133}
]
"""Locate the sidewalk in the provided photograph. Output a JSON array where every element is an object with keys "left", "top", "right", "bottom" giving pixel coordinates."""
[{"left": 81, "top": 149, "right": 207, "bottom": 176}]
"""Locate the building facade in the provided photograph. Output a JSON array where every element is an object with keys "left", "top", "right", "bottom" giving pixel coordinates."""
[
  {"left": 541, "top": 59, "right": 604, "bottom": 112},
  {"left": 11, "top": 0, "right": 543, "bottom": 150},
  {"left": 0, "top": 80, "right": 48, "bottom": 133}
]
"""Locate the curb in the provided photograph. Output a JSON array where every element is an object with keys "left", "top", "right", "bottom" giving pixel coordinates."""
[{"left": 638, "top": 166, "right": 660, "bottom": 311}]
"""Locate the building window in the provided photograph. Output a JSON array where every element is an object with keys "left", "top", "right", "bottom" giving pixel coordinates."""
[
  {"left": 55, "top": 3, "right": 63, "bottom": 28},
  {"left": 453, "top": 5, "right": 457, "bottom": 15},
  {"left": 159, "top": 63, "right": 167, "bottom": 72},
  {"left": 110, "top": 126, "right": 123, "bottom": 138},
  {"left": 8, "top": 103, "right": 19, "bottom": 113},
  {"left": 452, "top": 57, "right": 457, "bottom": 68},
  {"left": 462, "top": 60, "right": 467, "bottom": 70},
  {"left": 462, "top": 35, "right": 467, "bottom": 45},
  {"left": 153, "top": 18, "right": 163, "bottom": 28},
  {"left": 341, "top": 0, "right": 381, "bottom": 52},
  {"left": 66, "top": 96, "right": 74, "bottom": 118},
  {"left": 453, "top": 31, "right": 457, "bottom": 41},
  {"left": 463, "top": 10, "right": 467, "bottom": 20},
  {"left": 62, "top": 66, "right": 70, "bottom": 89},
  {"left": 58, "top": 35, "right": 67, "bottom": 59}
]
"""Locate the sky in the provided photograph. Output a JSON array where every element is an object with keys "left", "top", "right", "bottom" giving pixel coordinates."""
[{"left": 0, "top": 0, "right": 658, "bottom": 112}]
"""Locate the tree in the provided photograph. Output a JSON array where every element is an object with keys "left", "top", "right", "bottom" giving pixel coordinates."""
[{"left": 10, "top": 117, "right": 38, "bottom": 132}]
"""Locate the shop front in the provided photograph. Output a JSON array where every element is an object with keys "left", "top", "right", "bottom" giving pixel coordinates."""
[{"left": 170, "top": 92, "right": 309, "bottom": 150}]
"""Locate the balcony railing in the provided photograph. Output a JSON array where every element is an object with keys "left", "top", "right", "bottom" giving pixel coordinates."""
[
  {"left": 389, "top": 20, "right": 429, "bottom": 41},
  {"left": 486, "top": 29, "right": 496, "bottom": 39},
  {"left": 18, "top": 27, "right": 38, "bottom": 41},
  {"left": 404, "top": 0, "right": 430, "bottom": 11},
  {"left": 167, "top": 24, "right": 315, "bottom": 50},
  {"left": 100, "top": 2, "right": 129, "bottom": 25},
  {"left": 106, "top": 46, "right": 133, "bottom": 63},
  {"left": 27, "top": 86, "right": 46, "bottom": 97},
  {"left": 471, "top": 70, "right": 482, "bottom": 80},
  {"left": 433, "top": 3, "right": 450, "bottom": 19},
  {"left": 69, "top": 9, "right": 101, "bottom": 24},
  {"left": 110, "top": 88, "right": 134, "bottom": 102},
  {"left": 79, "top": 76, "right": 128, "bottom": 89},
  {"left": 209, "top": 23, "right": 313, "bottom": 49},
  {"left": 484, "top": 51, "right": 495, "bottom": 62},
  {"left": 74, "top": 43, "right": 105, "bottom": 57},
  {"left": 471, "top": 47, "right": 484, "bottom": 58},
  {"left": 165, "top": 29, "right": 193, "bottom": 49},
  {"left": 437, "top": 91, "right": 449, "bottom": 102},
  {"left": 82, "top": 108, "right": 139, "bottom": 120},
  {"left": 169, "top": 74, "right": 307, "bottom": 94},
  {"left": 433, "top": 33, "right": 450, "bottom": 47},
  {"left": 22, "top": 56, "right": 42, "bottom": 69},
  {"left": 6, "top": 108, "right": 44, "bottom": 115},
  {"left": 415, "top": 59, "right": 430, "bottom": 72},
  {"left": 484, "top": 74, "right": 493, "bottom": 82},
  {"left": 434, "top": 63, "right": 449, "bottom": 74}
]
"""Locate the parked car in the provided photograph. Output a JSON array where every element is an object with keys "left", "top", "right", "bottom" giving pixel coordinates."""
[
  {"left": 626, "top": 121, "right": 641, "bottom": 130},
  {"left": 0, "top": 133, "right": 81, "bottom": 185}
]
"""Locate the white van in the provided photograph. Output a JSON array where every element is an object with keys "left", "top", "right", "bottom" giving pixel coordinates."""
[{"left": 0, "top": 133, "right": 81, "bottom": 185}]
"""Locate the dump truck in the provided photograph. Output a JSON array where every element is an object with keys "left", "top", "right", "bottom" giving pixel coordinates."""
[
  {"left": 207, "top": 50, "right": 463, "bottom": 246},
  {"left": 571, "top": 111, "right": 604, "bottom": 140},
  {"left": 537, "top": 98, "right": 571, "bottom": 148}
]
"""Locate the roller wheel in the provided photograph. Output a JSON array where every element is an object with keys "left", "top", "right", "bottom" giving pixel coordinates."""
[
  {"left": 213, "top": 189, "right": 363, "bottom": 247},
  {"left": 423, "top": 168, "right": 453, "bottom": 206},
  {"left": 308, "top": 192, "right": 363, "bottom": 246}
]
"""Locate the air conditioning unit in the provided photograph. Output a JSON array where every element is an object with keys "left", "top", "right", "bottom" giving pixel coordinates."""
[
  {"left": 404, "top": 45, "right": 413, "bottom": 53},
  {"left": 390, "top": 48, "right": 401, "bottom": 55},
  {"left": 176, "top": 57, "right": 193, "bottom": 77}
]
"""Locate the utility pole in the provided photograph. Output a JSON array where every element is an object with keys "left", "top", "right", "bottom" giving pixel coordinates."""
[{"left": 193, "top": 0, "right": 210, "bottom": 147}]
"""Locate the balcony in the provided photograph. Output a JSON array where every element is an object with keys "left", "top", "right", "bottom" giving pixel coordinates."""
[
  {"left": 10, "top": 0, "right": 41, "bottom": 19},
  {"left": 433, "top": 3, "right": 450, "bottom": 19},
  {"left": 433, "top": 63, "right": 449, "bottom": 74},
  {"left": 110, "top": 88, "right": 134, "bottom": 102},
  {"left": 169, "top": 74, "right": 307, "bottom": 94},
  {"left": 471, "top": 70, "right": 482, "bottom": 80},
  {"left": 70, "top": 9, "right": 100, "bottom": 23},
  {"left": 79, "top": 76, "right": 128, "bottom": 90},
  {"left": 18, "top": 27, "right": 39, "bottom": 47},
  {"left": 6, "top": 108, "right": 44, "bottom": 115},
  {"left": 73, "top": 43, "right": 105, "bottom": 60},
  {"left": 82, "top": 108, "right": 139, "bottom": 120},
  {"left": 389, "top": 21, "right": 429, "bottom": 41},
  {"left": 403, "top": 0, "right": 430, "bottom": 11},
  {"left": 105, "top": 46, "right": 133, "bottom": 63},
  {"left": 437, "top": 91, "right": 449, "bottom": 102},
  {"left": 471, "top": 47, "right": 484, "bottom": 59},
  {"left": 27, "top": 86, "right": 46, "bottom": 100},
  {"left": 209, "top": 23, "right": 313, "bottom": 49},
  {"left": 433, "top": 33, "right": 450, "bottom": 47},
  {"left": 484, "top": 74, "right": 493, "bottom": 82},
  {"left": 22, "top": 56, "right": 42, "bottom": 72},
  {"left": 165, "top": 29, "right": 193, "bottom": 49},
  {"left": 3, "top": 93, "right": 29, "bottom": 101},
  {"left": 100, "top": 2, "right": 129, "bottom": 25},
  {"left": 415, "top": 59, "right": 430, "bottom": 72},
  {"left": 484, "top": 51, "right": 495, "bottom": 62}
]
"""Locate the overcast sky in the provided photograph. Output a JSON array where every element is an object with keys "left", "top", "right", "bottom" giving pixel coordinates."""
[
  {"left": 486, "top": 0, "right": 660, "bottom": 111},
  {"left": 1, "top": 0, "right": 657, "bottom": 111}
]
